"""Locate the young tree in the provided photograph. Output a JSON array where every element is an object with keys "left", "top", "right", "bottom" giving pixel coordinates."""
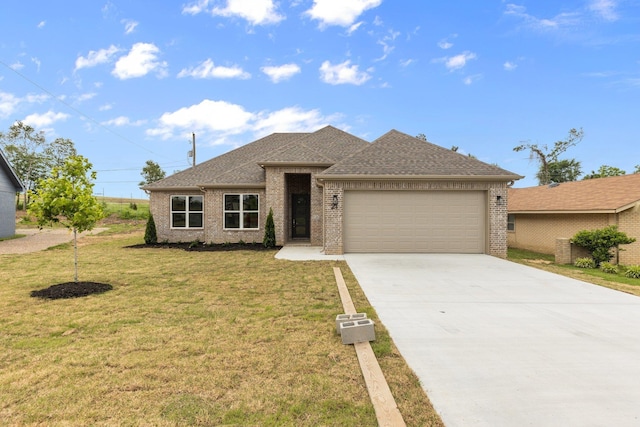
[
  {"left": 28, "top": 155, "right": 104, "bottom": 283},
  {"left": 513, "top": 128, "right": 584, "bottom": 185},
  {"left": 139, "top": 160, "right": 166, "bottom": 187},
  {"left": 582, "top": 165, "right": 626, "bottom": 180},
  {"left": 537, "top": 159, "right": 582, "bottom": 183},
  {"left": 263, "top": 208, "right": 276, "bottom": 248}
]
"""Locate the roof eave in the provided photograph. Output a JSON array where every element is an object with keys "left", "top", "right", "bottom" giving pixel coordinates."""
[
  {"left": 199, "top": 183, "right": 266, "bottom": 189},
  {"left": 317, "top": 174, "right": 524, "bottom": 182},
  {"left": 143, "top": 186, "right": 203, "bottom": 192},
  {"left": 0, "top": 150, "right": 25, "bottom": 192},
  {"left": 508, "top": 209, "right": 618, "bottom": 214}
]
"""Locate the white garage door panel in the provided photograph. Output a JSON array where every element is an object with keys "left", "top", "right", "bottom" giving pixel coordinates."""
[{"left": 344, "top": 191, "right": 485, "bottom": 253}]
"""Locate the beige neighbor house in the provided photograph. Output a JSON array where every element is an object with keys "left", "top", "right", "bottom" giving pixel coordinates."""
[
  {"left": 508, "top": 173, "right": 640, "bottom": 265},
  {"left": 0, "top": 147, "right": 24, "bottom": 239},
  {"left": 145, "top": 126, "right": 522, "bottom": 256}
]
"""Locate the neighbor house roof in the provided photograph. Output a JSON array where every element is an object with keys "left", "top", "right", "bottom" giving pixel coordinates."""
[
  {"left": 318, "top": 129, "right": 523, "bottom": 181},
  {"left": 0, "top": 147, "right": 24, "bottom": 192},
  {"left": 143, "top": 126, "right": 369, "bottom": 190},
  {"left": 508, "top": 173, "right": 640, "bottom": 213}
]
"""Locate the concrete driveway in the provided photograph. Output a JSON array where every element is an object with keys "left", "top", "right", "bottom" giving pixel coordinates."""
[{"left": 344, "top": 254, "right": 640, "bottom": 427}]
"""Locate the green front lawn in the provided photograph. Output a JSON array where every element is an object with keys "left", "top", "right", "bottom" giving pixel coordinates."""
[
  {"left": 0, "top": 224, "right": 442, "bottom": 426},
  {"left": 508, "top": 248, "right": 640, "bottom": 297}
]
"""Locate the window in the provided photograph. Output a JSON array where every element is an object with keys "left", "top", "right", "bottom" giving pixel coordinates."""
[
  {"left": 507, "top": 214, "right": 515, "bottom": 231},
  {"left": 224, "top": 194, "right": 259, "bottom": 229},
  {"left": 171, "top": 195, "right": 203, "bottom": 228}
]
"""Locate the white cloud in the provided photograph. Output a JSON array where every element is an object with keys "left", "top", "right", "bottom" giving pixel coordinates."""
[
  {"left": 37, "top": 21, "right": 46, "bottom": 29},
  {"left": 75, "top": 45, "right": 120, "bottom": 71},
  {"left": 400, "top": 59, "right": 415, "bottom": 67},
  {"left": 253, "top": 107, "right": 332, "bottom": 135},
  {"left": 261, "top": 63, "right": 301, "bottom": 83},
  {"left": 99, "top": 103, "right": 113, "bottom": 111},
  {"left": 23, "top": 111, "right": 69, "bottom": 128},
  {"left": 112, "top": 43, "right": 168, "bottom": 79},
  {"left": 76, "top": 93, "right": 97, "bottom": 102},
  {"left": 102, "top": 116, "right": 146, "bottom": 127},
  {"left": 147, "top": 99, "right": 340, "bottom": 143},
  {"left": 347, "top": 21, "right": 363, "bottom": 35},
  {"left": 177, "top": 59, "right": 250, "bottom": 79},
  {"left": 504, "top": 61, "right": 518, "bottom": 71},
  {"left": 0, "top": 92, "right": 20, "bottom": 118},
  {"left": 438, "top": 40, "right": 453, "bottom": 49},
  {"left": 10, "top": 61, "right": 24, "bottom": 71},
  {"left": 305, "top": 0, "right": 382, "bottom": 28},
  {"left": 32, "top": 57, "right": 41, "bottom": 72},
  {"left": 122, "top": 19, "right": 139, "bottom": 34},
  {"left": 434, "top": 51, "right": 477, "bottom": 71},
  {"left": 589, "top": 0, "right": 619, "bottom": 21},
  {"left": 185, "top": 0, "right": 284, "bottom": 25},
  {"left": 504, "top": 3, "right": 581, "bottom": 31},
  {"left": 463, "top": 74, "right": 482, "bottom": 85},
  {"left": 319, "top": 60, "right": 371, "bottom": 85},
  {"left": 146, "top": 99, "right": 254, "bottom": 140}
]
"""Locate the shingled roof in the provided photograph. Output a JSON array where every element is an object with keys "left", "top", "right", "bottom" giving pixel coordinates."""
[
  {"left": 318, "top": 129, "right": 522, "bottom": 180},
  {"left": 508, "top": 173, "right": 640, "bottom": 213},
  {"left": 143, "top": 126, "right": 369, "bottom": 190},
  {"left": 0, "top": 147, "right": 24, "bottom": 192}
]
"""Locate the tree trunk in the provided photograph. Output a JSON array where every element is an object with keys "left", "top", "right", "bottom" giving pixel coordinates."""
[{"left": 73, "top": 228, "right": 78, "bottom": 283}]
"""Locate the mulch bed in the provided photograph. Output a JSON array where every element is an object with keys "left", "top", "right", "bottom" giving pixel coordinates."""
[
  {"left": 126, "top": 242, "right": 282, "bottom": 252},
  {"left": 30, "top": 282, "right": 113, "bottom": 300}
]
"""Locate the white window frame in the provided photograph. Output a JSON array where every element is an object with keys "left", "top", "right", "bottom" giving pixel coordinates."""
[
  {"left": 507, "top": 213, "right": 515, "bottom": 232},
  {"left": 223, "top": 193, "right": 259, "bottom": 230},
  {"left": 171, "top": 195, "right": 204, "bottom": 229}
]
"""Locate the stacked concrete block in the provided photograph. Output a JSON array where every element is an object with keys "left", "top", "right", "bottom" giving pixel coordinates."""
[
  {"left": 335, "top": 313, "right": 367, "bottom": 334},
  {"left": 340, "top": 319, "right": 376, "bottom": 345}
]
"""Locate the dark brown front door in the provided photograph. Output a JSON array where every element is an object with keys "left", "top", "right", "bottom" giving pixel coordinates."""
[{"left": 291, "top": 194, "right": 310, "bottom": 238}]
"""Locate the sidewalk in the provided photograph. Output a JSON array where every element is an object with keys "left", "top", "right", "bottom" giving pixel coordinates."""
[{"left": 0, "top": 228, "right": 107, "bottom": 255}]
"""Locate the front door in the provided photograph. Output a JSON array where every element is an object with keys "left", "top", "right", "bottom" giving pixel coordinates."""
[{"left": 291, "top": 194, "right": 310, "bottom": 239}]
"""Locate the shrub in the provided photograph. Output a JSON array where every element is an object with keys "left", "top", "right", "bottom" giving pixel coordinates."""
[
  {"left": 599, "top": 262, "right": 618, "bottom": 274},
  {"left": 574, "top": 257, "right": 596, "bottom": 269},
  {"left": 572, "top": 226, "right": 636, "bottom": 266},
  {"left": 263, "top": 208, "right": 276, "bottom": 248},
  {"left": 129, "top": 202, "right": 138, "bottom": 210},
  {"left": 144, "top": 214, "right": 157, "bottom": 244},
  {"left": 625, "top": 265, "right": 640, "bottom": 279}
]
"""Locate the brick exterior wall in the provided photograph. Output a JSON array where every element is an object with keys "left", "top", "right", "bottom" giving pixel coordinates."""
[
  {"left": 321, "top": 180, "right": 509, "bottom": 258},
  {"left": 509, "top": 206, "right": 640, "bottom": 265}
]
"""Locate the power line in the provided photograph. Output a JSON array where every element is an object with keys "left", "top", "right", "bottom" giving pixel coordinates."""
[{"left": 0, "top": 59, "right": 168, "bottom": 159}]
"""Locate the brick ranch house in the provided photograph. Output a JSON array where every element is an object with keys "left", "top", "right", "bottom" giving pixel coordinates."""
[
  {"left": 145, "top": 126, "right": 522, "bottom": 256},
  {"left": 0, "top": 147, "right": 24, "bottom": 239},
  {"left": 508, "top": 173, "right": 640, "bottom": 265}
]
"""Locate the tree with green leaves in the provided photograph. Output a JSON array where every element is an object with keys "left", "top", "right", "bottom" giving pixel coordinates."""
[
  {"left": 263, "top": 208, "right": 276, "bottom": 248},
  {"left": 0, "top": 121, "right": 77, "bottom": 209},
  {"left": 582, "top": 165, "right": 626, "bottom": 180},
  {"left": 634, "top": 165, "right": 640, "bottom": 174},
  {"left": 513, "top": 128, "right": 584, "bottom": 185},
  {"left": 28, "top": 155, "right": 103, "bottom": 283},
  {"left": 572, "top": 225, "right": 635, "bottom": 266},
  {"left": 139, "top": 160, "right": 166, "bottom": 187}
]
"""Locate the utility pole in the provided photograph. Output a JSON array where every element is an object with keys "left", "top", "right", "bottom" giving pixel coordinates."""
[{"left": 191, "top": 132, "right": 196, "bottom": 167}]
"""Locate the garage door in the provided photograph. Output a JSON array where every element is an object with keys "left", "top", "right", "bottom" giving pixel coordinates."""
[{"left": 343, "top": 191, "right": 486, "bottom": 253}]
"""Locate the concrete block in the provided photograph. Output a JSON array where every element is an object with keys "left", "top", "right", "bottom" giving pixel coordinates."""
[
  {"left": 340, "top": 319, "right": 375, "bottom": 344},
  {"left": 335, "top": 313, "right": 367, "bottom": 334}
]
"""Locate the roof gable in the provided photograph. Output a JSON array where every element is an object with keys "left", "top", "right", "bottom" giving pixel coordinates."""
[
  {"left": 320, "top": 129, "right": 521, "bottom": 179},
  {"left": 508, "top": 173, "right": 640, "bottom": 213},
  {"left": 144, "top": 126, "right": 370, "bottom": 189},
  {"left": 0, "top": 148, "right": 24, "bottom": 192}
]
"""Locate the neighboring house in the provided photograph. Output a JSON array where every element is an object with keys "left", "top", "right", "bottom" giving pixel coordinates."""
[
  {"left": 0, "top": 147, "right": 25, "bottom": 238},
  {"left": 508, "top": 173, "right": 640, "bottom": 265},
  {"left": 145, "top": 126, "right": 522, "bottom": 256}
]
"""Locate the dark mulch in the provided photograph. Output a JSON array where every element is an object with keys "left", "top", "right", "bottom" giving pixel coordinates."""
[
  {"left": 126, "top": 242, "right": 282, "bottom": 252},
  {"left": 31, "top": 282, "right": 113, "bottom": 300}
]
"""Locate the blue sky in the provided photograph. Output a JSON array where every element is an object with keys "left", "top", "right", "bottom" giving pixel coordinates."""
[{"left": 1, "top": 0, "right": 639, "bottom": 197}]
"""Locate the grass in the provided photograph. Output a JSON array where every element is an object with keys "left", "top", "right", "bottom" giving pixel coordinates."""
[
  {"left": 0, "top": 234, "right": 25, "bottom": 242},
  {"left": 0, "top": 223, "right": 443, "bottom": 426},
  {"left": 508, "top": 248, "right": 640, "bottom": 297}
]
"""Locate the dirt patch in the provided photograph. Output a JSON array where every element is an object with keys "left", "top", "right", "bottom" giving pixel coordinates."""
[
  {"left": 126, "top": 242, "right": 281, "bottom": 252},
  {"left": 30, "top": 282, "right": 113, "bottom": 300}
]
